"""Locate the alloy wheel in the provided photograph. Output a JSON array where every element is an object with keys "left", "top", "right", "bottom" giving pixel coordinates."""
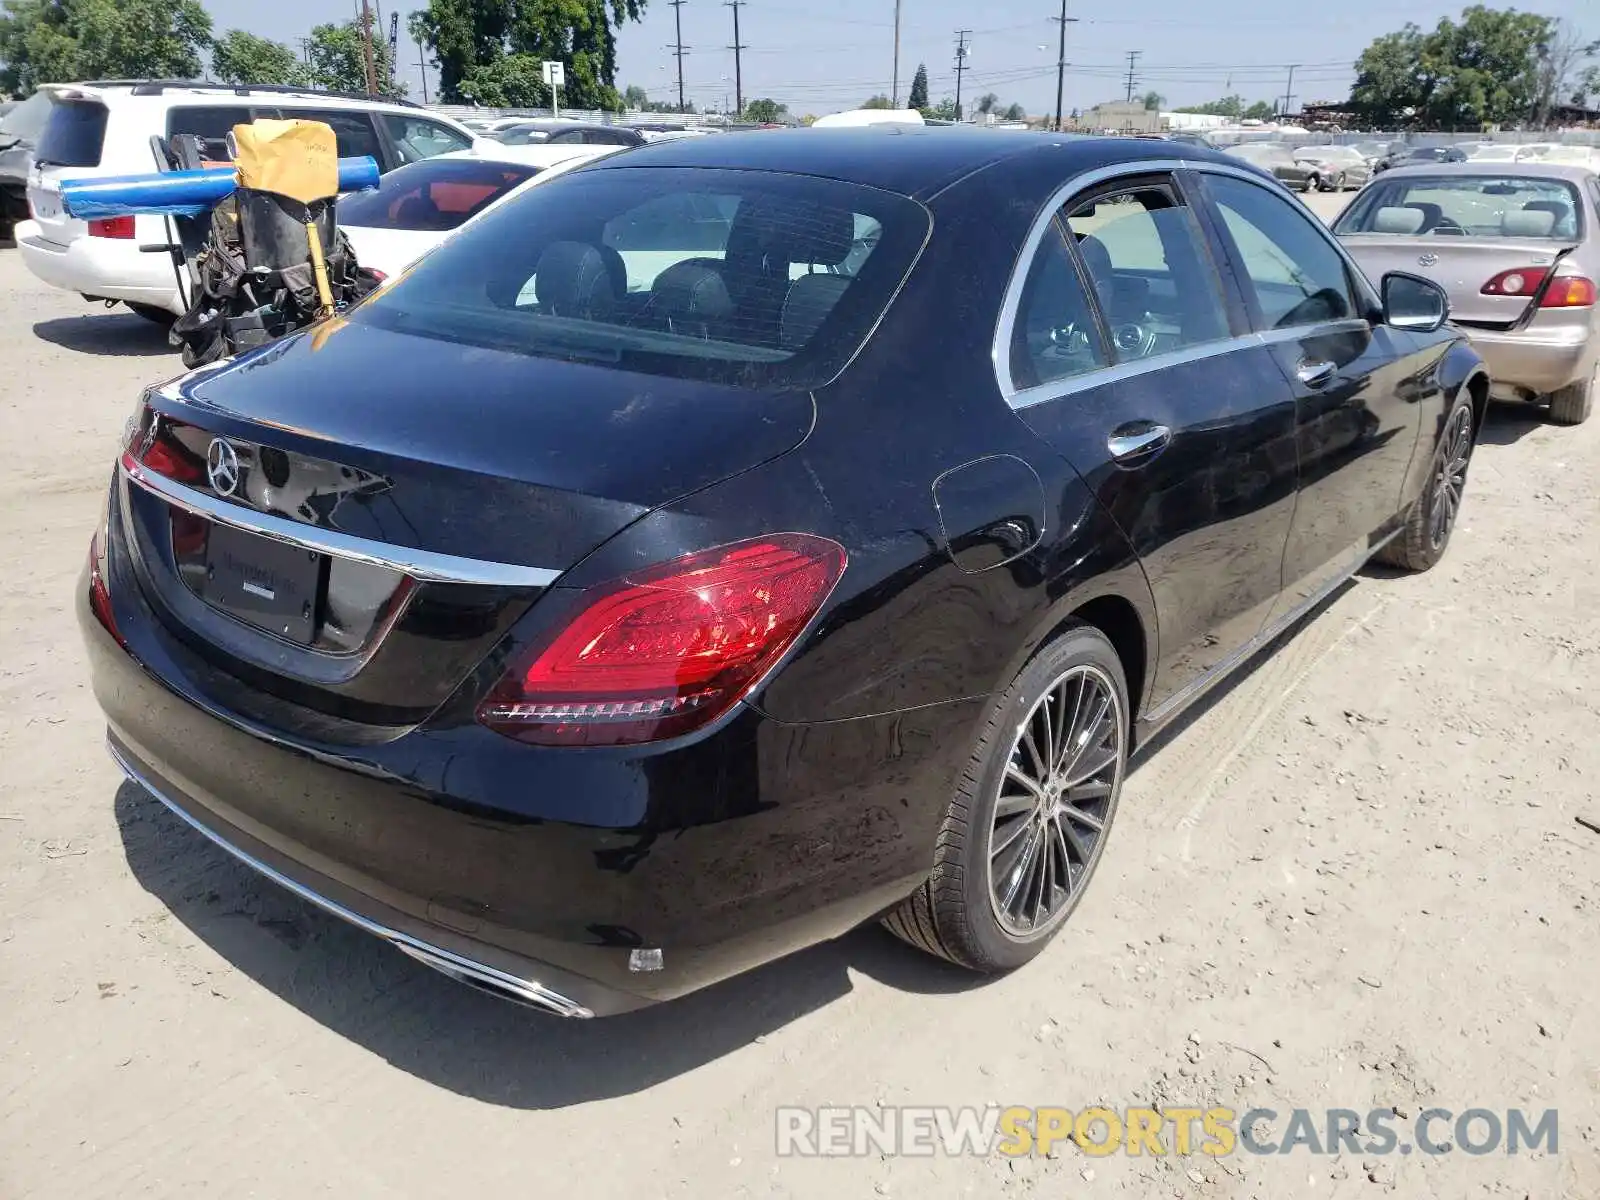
[
  {"left": 987, "top": 665, "right": 1125, "bottom": 939},
  {"left": 1429, "top": 403, "right": 1474, "bottom": 550}
]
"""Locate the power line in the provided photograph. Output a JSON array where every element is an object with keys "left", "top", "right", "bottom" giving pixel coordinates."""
[
  {"left": 1051, "top": 0, "right": 1078, "bottom": 132},
  {"left": 953, "top": 30, "right": 971, "bottom": 120},
  {"left": 1123, "top": 49, "right": 1141, "bottom": 103},
  {"left": 668, "top": 0, "right": 690, "bottom": 110},
  {"left": 726, "top": 0, "right": 747, "bottom": 115}
]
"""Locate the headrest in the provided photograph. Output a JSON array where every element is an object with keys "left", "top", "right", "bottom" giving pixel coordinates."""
[
  {"left": 1502, "top": 209, "right": 1556, "bottom": 237},
  {"left": 779, "top": 274, "right": 850, "bottom": 350},
  {"left": 1076, "top": 233, "right": 1113, "bottom": 279},
  {"left": 651, "top": 260, "right": 734, "bottom": 329},
  {"left": 534, "top": 241, "right": 617, "bottom": 319},
  {"left": 1372, "top": 206, "right": 1426, "bottom": 234},
  {"left": 735, "top": 200, "right": 856, "bottom": 268}
]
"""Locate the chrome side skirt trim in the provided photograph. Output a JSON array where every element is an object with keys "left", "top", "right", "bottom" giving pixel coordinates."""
[
  {"left": 121, "top": 458, "right": 562, "bottom": 589},
  {"left": 1141, "top": 532, "right": 1398, "bottom": 729},
  {"left": 107, "top": 739, "right": 595, "bottom": 1019}
]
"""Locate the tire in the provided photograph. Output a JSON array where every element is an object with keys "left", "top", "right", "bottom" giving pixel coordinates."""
[
  {"left": 883, "top": 625, "right": 1129, "bottom": 973},
  {"left": 1375, "top": 390, "right": 1476, "bottom": 572},
  {"left": 127, "top": 303, "right": 175, "bottom": 325},
  {"left": 1547, "top": 364, "right": 1595, "bottom": 426}
]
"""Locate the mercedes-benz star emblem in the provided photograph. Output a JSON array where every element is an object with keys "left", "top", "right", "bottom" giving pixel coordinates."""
[
  {"left": 207, "top": 438, "right": 241, "bottom": 496},
  {"left": 1417, "top": 253, "right": 1438, "bottom": 268}
]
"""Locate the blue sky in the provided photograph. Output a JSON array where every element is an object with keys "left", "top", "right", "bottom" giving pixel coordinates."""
[{"left": 205, "top": 0, "right": 1594, "bottom": 118}]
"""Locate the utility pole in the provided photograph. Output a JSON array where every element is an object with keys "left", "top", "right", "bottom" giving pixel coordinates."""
[
  {"left": 726, "top": 0, "right": 747, "bottom": 117},
  {"left": 1052, "top": 0, "right": 1077, "bottom": 131},
  {"left": 1123, "top": 50, "right": 1141, "bottom": 103},
  {"left": 298, "top": 37, "right": 312, "bottom": 64},
  {"left": 669, "top": 0, "right": 689, "bottom": 112},
  {"left": 387, "top": 12, "right": 400, "bottom": 87},
  {"left": 892, "top": 0, "right": 903, "bottom": 107},
  {"left": 359, "top": 0, "right": 379, "bottom": 96},
  {"left": 416, "top": 40, "right": 429, "bottom": 104},
  {"left": 1281, "top": 64, "right": 1298, "bottom": 119},
  {"left": 953, "top": 30, "right": 970, "bottom": 121}
]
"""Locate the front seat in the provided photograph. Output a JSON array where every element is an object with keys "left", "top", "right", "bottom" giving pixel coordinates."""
[{"left": 533, "top": 241, "right": 619, "bottom": 320}]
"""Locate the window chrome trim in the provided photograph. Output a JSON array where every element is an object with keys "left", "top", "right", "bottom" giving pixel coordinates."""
[
  {"left": 992, "top": 158, "right": 1381, "bottom": 409},
  {"left": 121, "top": 457, "right": 562, "bottom": 589}
]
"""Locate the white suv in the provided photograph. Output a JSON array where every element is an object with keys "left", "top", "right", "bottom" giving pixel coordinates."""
[{"left": 15, "top": 81, "right": 483, "bottom": 319}]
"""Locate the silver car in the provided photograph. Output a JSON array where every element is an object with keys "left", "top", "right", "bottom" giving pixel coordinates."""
[
  {"left": 1222, "top": 142, "right": 1319, "bottom": 192},
  {"left": 1335, "top": 162, "right": 1598, "bottom": 424},
  {"left": 1294, "top": 145, "right": 1372, "bottom": 191}
]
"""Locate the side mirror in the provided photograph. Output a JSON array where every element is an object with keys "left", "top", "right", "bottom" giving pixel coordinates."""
[{"left": 1381, "top": 271, "right": 1449, "bottom": 333}]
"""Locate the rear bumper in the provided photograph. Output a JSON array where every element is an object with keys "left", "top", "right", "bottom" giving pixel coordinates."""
[
  {"left": 80, "top": 514, "right": 969, "bottom": 1014},
  {"left": 15, "top": 219, "right": 184, "bottom": 312},
  {"left": 1461, "top": 319, "right": 1598, "bottom": 400}
]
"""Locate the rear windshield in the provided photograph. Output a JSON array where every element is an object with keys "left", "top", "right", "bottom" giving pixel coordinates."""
[
  {"left": 340, "top": 158, "right": 537, "bottom": 231},
  {"left": 0, "top": 91, "right": 52, "bottom": 143},
  {"left": 36, "top": 99, "right": 108, "bottom": 167},
  {"left": 351, "top": 166, "right": 929, "bottom": 389},
  {"left": 1336, "top": 175, "right": 1583, "bottom": 240}
]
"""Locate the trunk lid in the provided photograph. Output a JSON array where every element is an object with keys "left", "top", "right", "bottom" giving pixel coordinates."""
[
  {"left": 1340, "top": 234, "right": 1576, "bottom": 326},
  {"left": 122, "top": 318, "right": 814, "bottom": 730}
]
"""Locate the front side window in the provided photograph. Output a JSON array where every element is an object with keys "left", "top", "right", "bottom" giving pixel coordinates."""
[
  {"left": 1064, "top": 185, "right": 1230, "bottom": 355},
  {"left": 379, "top": 114, "right": 473, "bottom": 165},
  {"left": 352, "top": 166, "right": 930, "bottom": 389},
  {"left": 1208, "top": 174, "right": 1358, "bottom": 330}
]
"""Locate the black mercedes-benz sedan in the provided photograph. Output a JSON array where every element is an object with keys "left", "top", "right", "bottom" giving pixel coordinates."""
[{"left": 83, "top": 129, "right": 1487, "bottom": 1018}]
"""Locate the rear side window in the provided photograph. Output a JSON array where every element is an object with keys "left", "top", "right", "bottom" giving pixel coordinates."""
[
  {"left": 36, "top": 99, "right": 108, "bottom": 167},
  {"left": 353, "top": 166, "right": 930, "bottom": 390},
  {"left": 284, "top": 109, "right": 385, "bottom": 165},
  {"left": 1208, "top": 174, "right": 1357, "bottom": 329},
  {"left": 167, "top": 105, "right": 255, "bottom": 161},
  {"left": 1010, "top": 225, "right": 1110, "bottom": 389},
  {"left": 339, "top": 158, "right": 537, "bottom": 231}
]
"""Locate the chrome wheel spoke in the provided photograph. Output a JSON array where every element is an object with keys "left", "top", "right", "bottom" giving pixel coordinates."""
[
  {"left": 995, "top": 788, "right": 1037, "bottom": 821},
  {"left": 1062, "top": 803, "right": 1106, "bottom": 833},
  {"left": 1003, "top": 762, "right": 1044, "bottom": 801},
  {"left": 1000, "top": 824, "right": 1044, "bottom": 915},
  {"left": 991, "top": 813, "right": 1033, "bottom": 862}
]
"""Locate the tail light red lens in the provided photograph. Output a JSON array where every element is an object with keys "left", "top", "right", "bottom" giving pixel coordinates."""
[
  {"left": 476, "top": 534, "right": 847, "bottom": 746},
  {"left": 88, "top": 518, "right": 124, "bottom": 647},
  {"left": 1480, "top": 267, "right": 1548, "bottom": 297},
  {"left": 88, "top": 216, "right": 136, "bottom": 240},
  {"left": 1540, "top": 275, "right": 1596, "bottom": 308}
]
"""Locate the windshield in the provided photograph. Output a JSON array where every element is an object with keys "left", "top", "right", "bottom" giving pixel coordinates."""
[
  {"left": 351, "top": 165, "right": 928, "bottom": 390},
  {"left": 0, "top": 91, "right": 52, "bottom": 144},
  {"left": 1335, "top": 175, "right": 1583, "bottom": 240},
  {"left": 339, "top": 158, "right": 537, "bottom": 231}
]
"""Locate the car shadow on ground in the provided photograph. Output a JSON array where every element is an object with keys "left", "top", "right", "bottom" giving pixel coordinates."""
[
  {"left": 1476, "top": 402, "right": 1550, "bottom": 446},
  {"left": 33, "top": 312, "right": 174, "bottom": 357},
  {"left": 113, "top": 779, "right": 985, "bottom": 1108}
]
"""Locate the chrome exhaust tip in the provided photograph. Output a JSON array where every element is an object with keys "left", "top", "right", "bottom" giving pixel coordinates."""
[{"left": 392, "top": 941, "right": 594, "bottom": 1019}]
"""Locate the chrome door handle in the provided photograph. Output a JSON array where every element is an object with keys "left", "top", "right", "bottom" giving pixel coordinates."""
[
  {"left": 1107, "top": 423, "right": 1172, "bottom": 464},
  {"left": 1297, "top": 358, "right": 1336, "bottom": 386}
]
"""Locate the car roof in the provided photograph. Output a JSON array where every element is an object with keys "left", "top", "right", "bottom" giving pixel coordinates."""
[
  {"left": 1376, "top": 160, "right": 1598, "bottom": 184},
  {"left": 41, "top": 81, "right": 428, "bottom": 115},
  {"left": 584, "top": 127, "right": 1228, "bottom": 200}
]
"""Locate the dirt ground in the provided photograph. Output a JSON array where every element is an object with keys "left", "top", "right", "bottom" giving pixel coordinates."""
[{"left": 2, "top": 191, "right": 1597, "bottom": 1198}]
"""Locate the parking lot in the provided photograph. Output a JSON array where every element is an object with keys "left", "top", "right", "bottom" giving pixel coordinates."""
[{"left": 2, "top": 187, "right": 1598, "bottom": 1198}]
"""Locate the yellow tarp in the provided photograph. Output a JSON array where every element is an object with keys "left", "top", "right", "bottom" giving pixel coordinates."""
[{"left": 231, "top": 119, "right": 339, "bottom": 204}]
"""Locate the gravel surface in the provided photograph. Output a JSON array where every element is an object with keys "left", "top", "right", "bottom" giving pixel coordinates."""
[{"left": 2, "top": 193, "right": 1596, "bottom": 1198}]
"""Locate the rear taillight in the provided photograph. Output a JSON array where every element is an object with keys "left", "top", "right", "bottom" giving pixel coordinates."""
[
  {"left": 1481, "top": 268, "right": 1548, "bottom": 297},
  {"left": 1540, "top": 276, "right": 1596, "bottom": 308},
  {"left": 88, "top": 516, "right": 124, "bottom": 647},
  {"left": 476, "top": 534, "right": 847, "bottom": 746},
  {"left": 88, "top": 216, "right": 135, "bottom": 239}
]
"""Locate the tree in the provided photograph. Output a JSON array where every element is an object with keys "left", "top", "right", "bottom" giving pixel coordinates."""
[
  {"left": 457, "top": 52, "right": 547, "bottom": 106},
  {"left": 623, "top": 83, "right": 647, "bottom": 109},
  {"left": 213, "top": 30, "right": 306, "bottom": 87},
  {"left": 411, "top": 0, "right": 646, "bottom": 111},
  {"left": 861, "top": 93, "right": 893, "bottom": 109},
  {"left": 975, "top": 92, "right": 998, "bottom": 115},
  {"left": 305, "top": 17, "right": 402, "bottom": 97},
  {"left": 1002, "top": 102, "right": 1025, "bottom": 121},
  {"left": 923, "top": 96, "right": 957, "bottom": 120},
  {"left": 1242, "top": 100, "right": 1275, "bottom": 121},
  {"left": 908, "top": 62, "right": 928, "bottom": 109},
  {"left": 1141, "top": 90, "right": 1165, "bottom": 111},
  {"left": 1531, "top": 21, "right": 1600, "bottom": 125},
  {"left": 1351, "top": 6, "right": 1558, "bottom": 128},
  {"left": 743, "top": 97, "right": 786, "bottom": 123},
  {"left": 0, "top": 0, "right": 213, "bottom": 95},
  {"left": 1177, "top": 95, "right": 1243, "bottom": 118}
]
